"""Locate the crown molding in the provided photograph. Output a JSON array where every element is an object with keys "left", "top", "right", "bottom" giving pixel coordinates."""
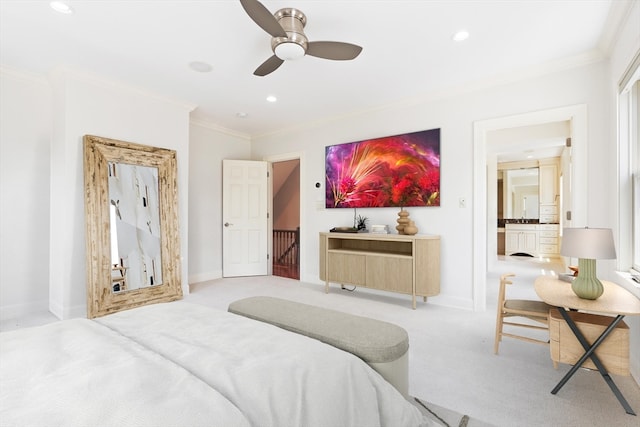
[
  {"left": 48, "top": 65, "right": 197, "bottom": 113},
  {"left": 249, "top": 50, "right": 605, "bottom": 141},
  {"left": 598, "top": 0, "right": 637, "bottom": 55},
  {"left": 189, "top": 115, "right": 251, "bottom": 140}
]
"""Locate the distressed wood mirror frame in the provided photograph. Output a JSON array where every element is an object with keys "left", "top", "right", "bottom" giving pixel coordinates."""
[{"left": 83, "top": 135, "right": 182, "bottom": 318}]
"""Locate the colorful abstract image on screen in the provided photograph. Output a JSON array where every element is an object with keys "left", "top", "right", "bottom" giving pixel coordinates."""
[{"left": 325, "top": 128, "right": 440, "bottom": 208}]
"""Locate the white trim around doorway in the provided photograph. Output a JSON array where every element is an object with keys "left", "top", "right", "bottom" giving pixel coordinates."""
[{"left": 472, "top": 104, "right": 588, "bottom": 312}]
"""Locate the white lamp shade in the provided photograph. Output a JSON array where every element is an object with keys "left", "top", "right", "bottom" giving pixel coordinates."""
[{"left": 561, "top": 227, "right": 616, "bottom": 259}]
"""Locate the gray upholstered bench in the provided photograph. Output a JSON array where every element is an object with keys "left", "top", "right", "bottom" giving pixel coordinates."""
[{"left": 228, "top": 296, "right": 410, "bottom": 397}]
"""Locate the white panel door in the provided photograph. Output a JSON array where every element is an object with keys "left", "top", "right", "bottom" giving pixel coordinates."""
[{"left": 222, "top": 160, "right": 268, "bottom": 277}]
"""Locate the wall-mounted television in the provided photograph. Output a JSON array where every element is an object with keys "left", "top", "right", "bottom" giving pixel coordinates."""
[{"left": 325, "top": 128, "right": 440, "bottom": 208}]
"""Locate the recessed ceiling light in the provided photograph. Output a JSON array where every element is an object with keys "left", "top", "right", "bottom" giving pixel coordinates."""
[
  {"left": 452, "top": 30, "right": 469, "bottom": 42},
  {"left": 50, "top": 1, "right": 74, "bottom": 14},
  {"left": 236, "top": 112, "right": 248, "bottom": 118},
  {"left": 266, "top": 95, "right": 277, "bottom": 103},
  {"left": 189, "top": 61, "right": 212, "bottom": 73}
]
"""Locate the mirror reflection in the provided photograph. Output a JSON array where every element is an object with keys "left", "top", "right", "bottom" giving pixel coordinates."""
[
  {"left": 108, "top": 162, "right": 163, "bottom": 293},
  {"left": 504, "top": 167, "right": 539, "bottom": 219}
]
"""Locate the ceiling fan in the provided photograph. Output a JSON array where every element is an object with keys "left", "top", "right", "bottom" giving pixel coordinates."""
[{"left": 239, "top": 0, "right": 363, "bottom": 76}]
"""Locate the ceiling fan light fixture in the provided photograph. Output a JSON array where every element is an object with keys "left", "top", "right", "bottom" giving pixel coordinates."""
[
  {"left": 274, "top": 42, "right": 305, "bottom": 60},
  {"left": 241, "top": 0, "right": 360, "bottom": 76}
]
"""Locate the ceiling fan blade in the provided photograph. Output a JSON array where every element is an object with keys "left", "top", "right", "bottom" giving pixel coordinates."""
[
  {"left": 254, "top": 55, "right": 285, "bottom": 76},
  {"left": 239, "top": 0, "right": 287, "bottom": 38},
  {"left": 306, "top": 41, "right": 362, "bottom": 60}
]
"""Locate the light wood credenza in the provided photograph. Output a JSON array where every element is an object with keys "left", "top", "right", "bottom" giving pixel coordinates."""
[{"left": 319, "top": 232, "right": 440, "bottom": 309}]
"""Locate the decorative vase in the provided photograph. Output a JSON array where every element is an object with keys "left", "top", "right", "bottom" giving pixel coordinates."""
[
  {"left": 571, "top": 258, "right": 604, "bottom": 300},
  {"left": 403, "top": 220, "right": 418, "bottom": 235},
  {"left": 396, "top": 208, "right": 410, "bottom": 234}
]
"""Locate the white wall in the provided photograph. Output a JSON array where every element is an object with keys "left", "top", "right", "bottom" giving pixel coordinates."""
[
  {"left": 47, "top": 69, "right": 193, "bottom": 319},
  {"left": 0, "top": 68, "right": 52, "bottom": 319},
  {"left": 249, "top": 61, "right": 609, "bottom": 310},
  {"left": 188, "top": 120, "right": 251, "bottom": 284}
]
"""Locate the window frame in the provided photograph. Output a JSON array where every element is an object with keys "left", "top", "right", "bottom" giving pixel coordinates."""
[{"left": 618, "top": 53, "right": 640, "bottom": 279}]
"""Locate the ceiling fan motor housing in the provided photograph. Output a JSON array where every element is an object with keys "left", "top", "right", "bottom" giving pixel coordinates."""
[{"left": 271, "top": 8, "right": 308, "bottom": 59}]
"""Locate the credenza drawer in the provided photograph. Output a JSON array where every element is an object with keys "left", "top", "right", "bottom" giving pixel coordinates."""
[{"left": 327, "top": 253, "right": 366, "bottom": 285}]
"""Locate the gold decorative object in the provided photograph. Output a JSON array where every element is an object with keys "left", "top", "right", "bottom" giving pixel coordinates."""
[
  {"left": 396, "top": 208, "right": 410, "bottom": 234},
  {"left": 403, "top": 220, "right": 418, "bottom": 235}
]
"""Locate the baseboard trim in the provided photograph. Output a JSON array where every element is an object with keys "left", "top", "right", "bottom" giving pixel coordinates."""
[
  {"left": 189, "top": 270, "right": 223, "bottom": 285},
  {"left": 0, "top": 299, "right": 49, "bottom": 321}
]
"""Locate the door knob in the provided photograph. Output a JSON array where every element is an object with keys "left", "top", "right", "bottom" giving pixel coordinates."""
[{"left": 224, "top": 222, "right": 233, "bottom": 227}]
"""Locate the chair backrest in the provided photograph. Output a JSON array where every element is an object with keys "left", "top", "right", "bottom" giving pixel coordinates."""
[
  {"left": 497, "top": 273, "right": 515, "bottom": 309},
  {"left": 494, "top": 272, "right": 552, "bottom": 356}
]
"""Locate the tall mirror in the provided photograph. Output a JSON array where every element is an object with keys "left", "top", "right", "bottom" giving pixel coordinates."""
[
  {"left": 108, "top": 162, "right": 162, "bottom": 292},
  {"left": 84, "top": 135, "right": 182, "bottom": 318}
]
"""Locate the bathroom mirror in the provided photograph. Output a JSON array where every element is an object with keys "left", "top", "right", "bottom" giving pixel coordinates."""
[
  {"left": 84, "top": 135, "right": 182, "bottom": 318},
  {"left": 504, "top": 168, "right": 539, "bottom": 219}
]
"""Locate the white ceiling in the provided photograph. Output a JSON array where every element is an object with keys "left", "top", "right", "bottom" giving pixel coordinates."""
[{"left": 0, "top": 0, "right": 626, "bottom": 138}]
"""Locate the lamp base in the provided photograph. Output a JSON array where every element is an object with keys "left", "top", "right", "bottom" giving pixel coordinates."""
[{"left": 571, "top": 258, "right": 603, "bottom": 300}]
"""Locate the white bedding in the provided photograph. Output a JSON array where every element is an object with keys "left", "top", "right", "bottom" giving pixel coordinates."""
[
  {"left": 0, "top": 318, "right": 249, "bottom": 427},
  {"left": 1, "top": 301, "right": 435, "bottom": 427}
]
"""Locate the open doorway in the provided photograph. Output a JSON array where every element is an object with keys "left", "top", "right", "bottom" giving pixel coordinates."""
[
  {"left": 490, "top": 122, "right": 569, "bottom": 259},
  {"left": 472, "top": 104, "right": 588, "bottom": 311},
  {"left": 272, "top": 159, "right": 301, "bottom": 279}
]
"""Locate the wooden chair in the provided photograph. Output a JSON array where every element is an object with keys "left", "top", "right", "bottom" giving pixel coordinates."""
[{"left": 494, "top": 273, "right": 554, "bottom": 362}]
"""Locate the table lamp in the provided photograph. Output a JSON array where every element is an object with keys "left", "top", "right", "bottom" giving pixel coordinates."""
[{"left": 560, "top": 227, "right": 616, "bottom": 300}]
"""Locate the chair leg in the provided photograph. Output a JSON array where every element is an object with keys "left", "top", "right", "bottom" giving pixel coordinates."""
[{"left": 494, "top": 313, "right": 503, "bottom": 354}]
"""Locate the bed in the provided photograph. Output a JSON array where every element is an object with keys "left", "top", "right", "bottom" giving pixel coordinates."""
[{"left": 0, "top": 301, "right": 435, "bottom": 427}]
